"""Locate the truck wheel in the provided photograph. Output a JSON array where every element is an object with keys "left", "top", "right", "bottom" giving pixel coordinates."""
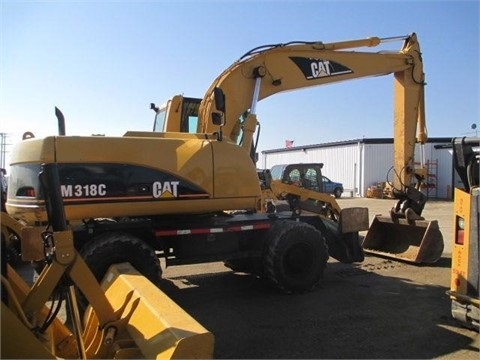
[
  {"left": 334, "top": 187, "right": 342, "bottom": 198},
  {"left": 80, "top": 232, "right": 162, "bottom": 285},
  {"left": 263, "top": 220, "right": 328, "bottom": 293}
]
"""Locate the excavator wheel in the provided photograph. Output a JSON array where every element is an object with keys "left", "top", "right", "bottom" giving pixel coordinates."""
[
  {"left": 80, "top": 231, "right": 162, "bottom": 286},
  {"left": 263, "top": 220, "right": 328, "bottom": 293}
]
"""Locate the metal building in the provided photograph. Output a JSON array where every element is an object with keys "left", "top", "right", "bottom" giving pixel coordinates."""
[{"left": 261, "top": 137, "right": 454, "bottom": 199}]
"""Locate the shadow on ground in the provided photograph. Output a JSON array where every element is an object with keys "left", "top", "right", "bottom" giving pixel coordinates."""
[{"left": 160, "top": 260, "right": 478, "bottom": 359}]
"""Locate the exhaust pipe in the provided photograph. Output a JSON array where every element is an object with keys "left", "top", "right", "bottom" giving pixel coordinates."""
[{"left": 55, "top": 106, "right": 66, "bottom": 135}]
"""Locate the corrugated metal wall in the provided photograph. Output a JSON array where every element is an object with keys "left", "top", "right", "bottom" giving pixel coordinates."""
[
  {"left": 422, "top": 146, "right": 454, "bottom": 199},
  {"left": 363, "top": 143, "right": 394, "bottom": 195},
  {"left": 261, "top": 139, "right": 454, "bottom": 198}
]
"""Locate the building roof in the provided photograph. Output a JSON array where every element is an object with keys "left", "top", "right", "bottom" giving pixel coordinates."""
[{"left": 262, "top": 137, "right": 453, "bottom": 154}]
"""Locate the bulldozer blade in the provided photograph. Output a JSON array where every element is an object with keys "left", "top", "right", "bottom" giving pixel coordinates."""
[
  {"left": 84, "top": 262, "right": 214, "bottom": 359},
  {"left": 362, "top": 215, "right": 444, "bottom": 264}
]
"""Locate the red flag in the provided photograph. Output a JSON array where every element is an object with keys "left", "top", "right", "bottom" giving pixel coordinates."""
[{"left": 285, "top": 140, "right": 294, "bottom": 148}]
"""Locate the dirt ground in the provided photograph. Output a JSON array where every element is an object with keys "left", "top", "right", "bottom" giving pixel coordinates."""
[
  {"left": 158, "top": 198, "right": 479, "bottom": 359},
  {"left": 11, "top": 198, "right": 479, "bottom": 359}
]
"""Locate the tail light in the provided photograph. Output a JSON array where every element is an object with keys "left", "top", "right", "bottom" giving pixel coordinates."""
[{"left": 455, "top": 216, "right": 464, "bottom": 245}]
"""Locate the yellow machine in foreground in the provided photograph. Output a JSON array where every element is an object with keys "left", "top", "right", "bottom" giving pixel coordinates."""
[
  {"left": 447, "top": 137, "right": 479, "bottom": 330},
  {"left": 1, "top": 164, "right": 214, "bottom": 359}
]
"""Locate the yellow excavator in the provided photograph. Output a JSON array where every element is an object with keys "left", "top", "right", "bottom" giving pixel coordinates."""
[{"left": 149, "top": 32, "right": 444, "bottom": 263}]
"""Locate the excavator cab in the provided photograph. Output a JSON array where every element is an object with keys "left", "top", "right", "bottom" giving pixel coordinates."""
[{"left": 151, "top": 95, "right": 201, "bottom": 133}]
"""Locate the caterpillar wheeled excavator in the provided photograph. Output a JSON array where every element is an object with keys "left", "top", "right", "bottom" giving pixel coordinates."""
[
  {"left": 4, "top": 33, "right": 443, "bottom": 326},
  {"left": 149, "top": 32, "right": 444, "bottom": 263}
]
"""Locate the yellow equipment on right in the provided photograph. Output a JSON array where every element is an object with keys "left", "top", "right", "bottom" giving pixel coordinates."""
[{"left": 446, "top": 137, "right": 479, "bottom": 330}]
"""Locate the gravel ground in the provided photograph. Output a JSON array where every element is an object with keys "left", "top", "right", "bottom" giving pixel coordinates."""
[
  {"left": 11, "top": 197, "right": 479, "bottom": 359},
  {"left": 158, "top": 198, "right": 478, "bottom": 359}
]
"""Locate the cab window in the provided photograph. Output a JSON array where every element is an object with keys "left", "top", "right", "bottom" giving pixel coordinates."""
[
  {"left": 304, "top": 168, "right": 320, "bottom": 191},
  {"left": 153, "top": 109, "right": 167, "bottom": 132},
  {"left": 181, "top": 98, "right": 201, "bottom": 133},
  {"left": 287, "top": 169, "right": 301, "bottom": 184}
]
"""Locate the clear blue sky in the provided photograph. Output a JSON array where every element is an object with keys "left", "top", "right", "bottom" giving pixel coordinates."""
[{"left": 1, "top": 0, "right": 478, "bottom": 161}]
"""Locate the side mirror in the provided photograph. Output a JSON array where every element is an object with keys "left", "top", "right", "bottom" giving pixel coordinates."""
[
  {"left": 212, "top": 112, "right": 223, "bottom": 126},
  {"left": 213, "top": 87, "right": 225, "bottom": 113},
  {"left": 150, "top": 103, "right": 159, "bottom": 113}
]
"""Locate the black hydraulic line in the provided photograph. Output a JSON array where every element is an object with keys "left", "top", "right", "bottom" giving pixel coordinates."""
[{"left": 39, "top": 163, "right": 68, "bottom": 232}]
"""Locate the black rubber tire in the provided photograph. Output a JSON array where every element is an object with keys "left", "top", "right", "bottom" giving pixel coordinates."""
[
  {"left": 263, "top": 220, "right": 328, "bottom": 293},
  {"left": 80, "top": 232, "right": 162, "bottom": 285},
  {"left": 333, "top": 187, "right": 342, "bottom": 198}
]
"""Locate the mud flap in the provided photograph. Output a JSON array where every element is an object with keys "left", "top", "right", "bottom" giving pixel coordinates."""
[
  {"left": 84, "top": 262, "right": 214, "bottom": 359},
  {"left": 362, "top": 215, "right": 444, "bottom": 264}
]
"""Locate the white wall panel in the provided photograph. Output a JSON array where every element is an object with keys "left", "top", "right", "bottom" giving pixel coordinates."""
[{"left": 363, "top": 143, "right": 394, "bottom": 196}]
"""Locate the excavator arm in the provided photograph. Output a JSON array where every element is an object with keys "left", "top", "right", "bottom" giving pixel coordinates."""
[
  {"left": 199, "top": 33, "right": 443, "bottom": 264},
  {"left": 152, "top": 34, "right": 428, "bottom": 217},
  {"left": 199, "top": 35, "right": 420, "bottom": 139},
  {"left": 198, "top": 33, "right": 428, "bottom": 216},
  {"left": 266, "top": 179, "right": 342, "bottom": 219}
]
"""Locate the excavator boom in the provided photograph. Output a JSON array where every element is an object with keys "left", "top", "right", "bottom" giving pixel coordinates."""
[
  {"left": 156, "top": 34, "right": 428, "bottom": 206},
  {"left": 199, "top": 34, "right": 426, "bottom": 186}
]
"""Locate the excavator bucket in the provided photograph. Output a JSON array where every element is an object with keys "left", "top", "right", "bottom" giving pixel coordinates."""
[{"left": 362, "top": 215, "right": 444, "bottom": 264}]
